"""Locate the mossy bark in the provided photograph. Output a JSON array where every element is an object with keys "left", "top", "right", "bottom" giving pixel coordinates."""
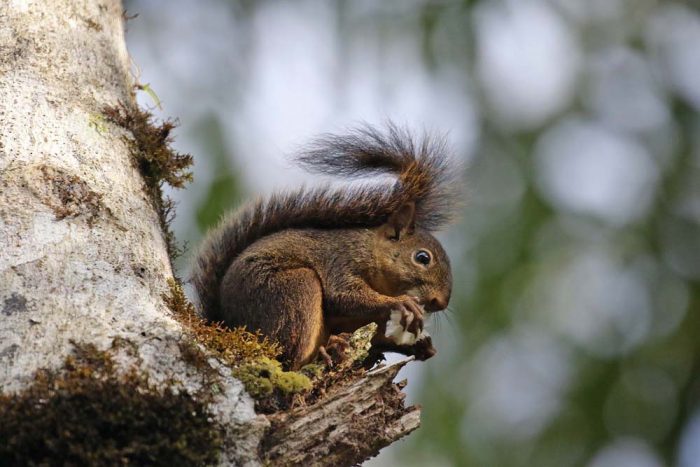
[{"left": 0, "top": 1, "right": 263, "bottom": 464}]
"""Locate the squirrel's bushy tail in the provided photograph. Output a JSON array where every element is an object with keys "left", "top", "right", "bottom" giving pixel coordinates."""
[
  {"left": 191, "top": 123, "right": 461, "bottom": 320},
  {"left": 297, "top": 123, "right": 461, "bottom": 230}
]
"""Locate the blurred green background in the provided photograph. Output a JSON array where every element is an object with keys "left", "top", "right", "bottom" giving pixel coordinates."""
[{"left": 124, "top": 1, "right": 700, "bottom": 465}]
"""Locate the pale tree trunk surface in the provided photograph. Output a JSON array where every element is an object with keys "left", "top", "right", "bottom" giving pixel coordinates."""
[{"left": 0, "top": 1, "right": 419, "bottom": 465}]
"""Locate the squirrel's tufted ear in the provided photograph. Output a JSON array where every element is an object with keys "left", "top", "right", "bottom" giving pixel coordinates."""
[{"left": 382, "top": 202, "right": 416, "bottom": 240}]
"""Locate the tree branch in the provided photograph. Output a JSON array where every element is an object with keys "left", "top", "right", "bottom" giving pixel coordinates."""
[{"left": 262, "top": 358, "right": 421, "bottom": 466}]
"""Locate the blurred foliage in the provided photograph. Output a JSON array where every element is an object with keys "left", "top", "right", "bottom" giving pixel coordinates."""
[
  {"left": 392, "top": 3, "right": 700, "bottom": 467},
  {"left": 192, "top": 114, "right": 244, "bottom": 231}
]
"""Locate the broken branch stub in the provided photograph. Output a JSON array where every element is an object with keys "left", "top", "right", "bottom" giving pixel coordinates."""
[{"left": 261, "top": 357, "right": 421, "bottom": 466}]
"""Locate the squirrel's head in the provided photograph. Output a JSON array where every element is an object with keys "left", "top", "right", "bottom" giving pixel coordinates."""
[{"left": 370, "top": 202, "right": 452, "bottom": 312}]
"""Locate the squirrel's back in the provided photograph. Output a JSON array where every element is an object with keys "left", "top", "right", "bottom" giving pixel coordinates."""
[{"left": 191, "top": 124, "right": 461, "bottom": 321}]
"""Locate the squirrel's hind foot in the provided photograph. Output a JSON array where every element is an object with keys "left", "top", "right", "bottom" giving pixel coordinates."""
[{"left": 317, "top": 333, "right": 352, "bottom": 368}]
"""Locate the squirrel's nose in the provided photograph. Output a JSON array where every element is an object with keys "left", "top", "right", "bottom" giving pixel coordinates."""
[{"left": 426, "top": 295, "right": 448, "bottom": 312}]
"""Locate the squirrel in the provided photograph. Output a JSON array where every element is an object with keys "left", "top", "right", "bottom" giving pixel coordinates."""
[{"left": 191, "top": 124, "right": 460, "bottom": 369}]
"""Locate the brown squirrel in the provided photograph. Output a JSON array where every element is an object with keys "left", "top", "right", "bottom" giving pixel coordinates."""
[{"left": 191, "top": 124, "right": 460, "bottom": 369}]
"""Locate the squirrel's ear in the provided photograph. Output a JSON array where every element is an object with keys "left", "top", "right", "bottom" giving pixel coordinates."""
[{"left": 383, "top": 202, "right": 416, "bottom": 240}]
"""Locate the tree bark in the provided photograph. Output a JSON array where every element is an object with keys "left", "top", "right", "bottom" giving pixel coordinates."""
[
  {"left": 0, "top": 1, "right": 419, "bottom": 465},
  {"left": 262, "top": 358, "right": 420, "bottom": 466}
]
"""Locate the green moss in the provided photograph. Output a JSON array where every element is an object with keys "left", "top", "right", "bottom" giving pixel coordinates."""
[
  {"left": 0, "top": 342, "right": 222, "bottom": 466},
  {"left": 275, "top": 370, "right": 312, "bottom": 393},
  {"left": 233, "top": 357, "right": 311, "bottom": 399},
  {"left": 233, "top": 358, "right": 277, "bottom": 398},
  {"left": 164, "top": 279, "right": 315, "bottom": 412},
  {"left": 103, "top": 104, "right": 193, "bottom": 262},
  {"left": 163, "top": 282, "right": 389, "bottom": 415},
  {"left": 300, "top": 363, "right": 325, "bottom": 379}
]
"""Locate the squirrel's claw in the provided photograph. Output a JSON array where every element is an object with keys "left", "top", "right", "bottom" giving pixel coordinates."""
[
  {"left": 318, "top": 333, "right": 352, "bottom": 368},
  {"left": 397, "top": 297, "right": 425, "bottom": 335},
  {"left": 318, "top": 345, "right": 334, "bottom": 367}
]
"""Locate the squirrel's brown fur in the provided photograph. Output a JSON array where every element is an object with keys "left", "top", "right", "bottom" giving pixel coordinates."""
[{"left": 191, "top": 124, "right": 461, "bottom": 368}]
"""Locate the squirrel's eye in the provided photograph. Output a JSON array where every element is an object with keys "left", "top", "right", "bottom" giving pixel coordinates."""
[{"left": 414, "top": 250, "right": 431, "bottom": 266}]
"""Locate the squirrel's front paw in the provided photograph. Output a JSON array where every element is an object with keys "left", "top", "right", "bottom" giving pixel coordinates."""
[
  {"left": 398, "top": 296, "right": 425, "bottom": 334},
  {"left": 384, "top": 297, "right": 429, "bottom": 346}
]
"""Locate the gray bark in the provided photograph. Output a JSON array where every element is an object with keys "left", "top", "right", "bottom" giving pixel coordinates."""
[{"left": 0, "top": 1, "right": 263, "bottom": 464}]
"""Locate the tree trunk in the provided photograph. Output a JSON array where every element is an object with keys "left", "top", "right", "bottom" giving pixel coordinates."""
[{"left": 0, "top": 1, "right": 419, "bottom": 465}]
